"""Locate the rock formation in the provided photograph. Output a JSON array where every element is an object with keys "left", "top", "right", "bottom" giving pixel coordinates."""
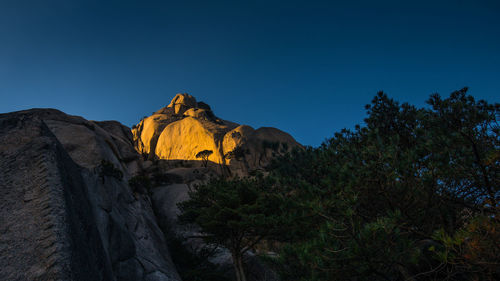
[
  {"left": 132, "top": 93, "right": 301, "bottom": 176},
  {"left": 0, "top": 94, "right": 300, "bottom": 280},
  {"left": 0, "top": 109, "right": 180, "bottom": 281}
]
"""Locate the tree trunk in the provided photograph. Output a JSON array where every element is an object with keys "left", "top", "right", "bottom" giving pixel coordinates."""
[
  {"left": 233, "top": 260, "right": 241, "bottom": 281},
  {"left": 232, "top": 253, "right": 247, "bottom": 281},
  {"left": 238, "top": 255, "right": 247, "bottom": 281}
]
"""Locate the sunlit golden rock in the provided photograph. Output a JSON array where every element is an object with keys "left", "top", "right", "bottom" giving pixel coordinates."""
[
  {"left": 222, "top": 125, "right": 255, "bottom": 157},
  {"left": 155, "top": 117, "right": 224, "bottom": 164},
  {"left": 132, "top": 93, "right": 301, "bottom": 175},
  {"left": 132, "top": 113, "right": 176, "bottom": 156},
  {"left": 183, "top": 108, "right": 216, "bottom": 122},
  {"left": 167, "top": 93, "right": 197, "bottom": 115}
]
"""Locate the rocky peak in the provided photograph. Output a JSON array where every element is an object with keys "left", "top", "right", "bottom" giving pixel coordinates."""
[
  {"left": 153, "top": 93, "right": 215, "bottom": 121},
  {"left": 167, "top": 93, "right": 197, "bottom": 115},
  {"left": 132, "top": 93, "right": 302, "bottom": 176}
]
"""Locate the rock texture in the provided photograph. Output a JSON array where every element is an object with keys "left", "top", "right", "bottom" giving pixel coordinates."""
[
  {"left": 133, "top": 93, "right": 301, "bottom": 176},
  {"left": 0, "top": 109, "right": 181, "bottom": 281}
]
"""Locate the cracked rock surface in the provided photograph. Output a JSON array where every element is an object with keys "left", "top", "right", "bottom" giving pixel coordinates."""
[{"left": 0, "top": 109, "right": 181, "bottom": 281}]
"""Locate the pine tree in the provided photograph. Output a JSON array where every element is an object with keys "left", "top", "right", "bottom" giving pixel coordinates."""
[
  {"left": 268, "top": 89, "right": 499, "bottom": 280},
  {"left": 196, "top": 150, "right": 213, "bottom": 167},
  {"left": 178, "top": 176, "right": 285, "bottom": 281}
]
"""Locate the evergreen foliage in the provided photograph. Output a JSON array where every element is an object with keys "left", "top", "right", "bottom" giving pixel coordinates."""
[
  {"left": 224, "top": 146, "right": 247, "bottom": 160},
  {"left": 267, "top": 88, "right": 499, "bottom": 280},
  {"left": 196, "top": 150, "right": 213, "bottom": 167},
  {"left": 178, "top": 176, "right": 288, "bottom": 281},
  {"left": 98, "top": 159, "right": 123, "bottom": 183},
  {"left": 167, "top": 235, "right": 230, "bottom": 281},
  {"left": 128, "top": 174, "right": 151, "bottom": 194}
]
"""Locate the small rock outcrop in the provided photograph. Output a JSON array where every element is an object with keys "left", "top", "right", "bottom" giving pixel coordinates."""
[
  {"left": 167, "top": 93, "right": 197, "bottom": 115},
  {"left": 133, "top": 93, "right": 301, "bottom": 176}
]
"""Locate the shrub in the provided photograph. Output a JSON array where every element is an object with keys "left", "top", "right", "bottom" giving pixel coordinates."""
[
  {"left": 224, "top": 146, "right": 246, "bottom": 160},
  {"left": 128, "top": 174, "right": 151, "bottom": 194},
  {"left": 166, "top": 235, "right": 230, "bottom": 281},
  {"left": 99, "top": 159, "right": 123, "bottom": 183}
]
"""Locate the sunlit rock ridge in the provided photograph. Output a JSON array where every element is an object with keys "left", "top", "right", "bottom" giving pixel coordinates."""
[{"left": 132, "top": 93, "right": 301, "bottom": 176}]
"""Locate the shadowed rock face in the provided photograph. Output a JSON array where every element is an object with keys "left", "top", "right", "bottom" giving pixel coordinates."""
[
  {"left": 0, "top": 109, "right": 181, "bottom": 281},
  {"left": 132, "top": 93, "right": 301, "bottom": 176}
]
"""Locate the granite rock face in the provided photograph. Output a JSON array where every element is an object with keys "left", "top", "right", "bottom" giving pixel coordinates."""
[
  {"left": 132, "top": 93, "right": 301, "bottom": 176},
  {"left": 0, "top": 109, "right": 181, "bottom": 281}
]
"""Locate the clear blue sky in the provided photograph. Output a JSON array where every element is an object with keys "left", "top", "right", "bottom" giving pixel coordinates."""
[{"left": 1, "top": 0, "right": 498, "bottom": 146}]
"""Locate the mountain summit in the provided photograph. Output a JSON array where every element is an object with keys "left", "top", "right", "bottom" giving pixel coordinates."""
[{"left": 132, "top": 93, "right": 301, "bottom": 176}]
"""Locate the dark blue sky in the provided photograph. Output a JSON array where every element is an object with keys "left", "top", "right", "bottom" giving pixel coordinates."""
[{"left": 1, "top": 0, "right": 499, "bottom": 146}]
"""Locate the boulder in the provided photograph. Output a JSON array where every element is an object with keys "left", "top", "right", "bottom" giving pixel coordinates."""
[
  {"left": 155, "top": 117, "right": 224, "bottom": 165},
  {"left": 133, "top": 114, "right": 176, "bottom": 158},
  {"left": 222, "top": 125, "right": 255, "bottom": 157}
]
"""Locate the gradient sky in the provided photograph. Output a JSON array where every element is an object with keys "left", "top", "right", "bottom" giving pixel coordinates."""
[{"left": 1, "top": 0, "right": 499, "bottom": 146}]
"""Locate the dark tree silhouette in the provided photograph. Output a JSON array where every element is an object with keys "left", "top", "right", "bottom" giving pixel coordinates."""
[
  {"left": 196, "top": 150, "right": 213, "bottom": 167},
  {"left": 178, "top": 177, "right": 285, "bottom": 281},
  {"left": 267, "top": 89, "right": 499, "bottom": 281}
]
